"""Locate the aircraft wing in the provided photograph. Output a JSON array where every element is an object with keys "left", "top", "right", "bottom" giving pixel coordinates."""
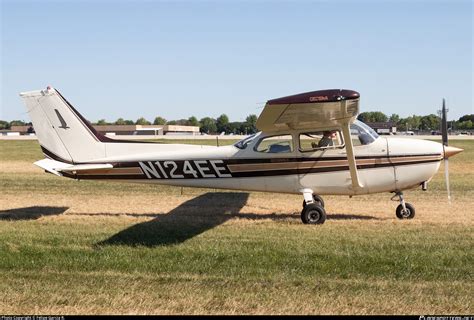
[
  {"left": 256, "top": 89, "right": 360, "bottom": 132},
  {"left": 256, "top": 89, "right": 363, "bottom": 190}
]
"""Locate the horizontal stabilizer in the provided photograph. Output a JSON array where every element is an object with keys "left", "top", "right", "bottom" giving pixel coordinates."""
[
  {"left": 34, "top": 158, "right": 112, "bottom": 176},
  {"left": 60, "top": 163, "right": 113, "bottom": 172},
  {"left": 34, "top": 159, "right": 71, "bottom": 176}
]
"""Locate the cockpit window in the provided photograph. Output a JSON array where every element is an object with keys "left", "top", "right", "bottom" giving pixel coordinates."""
[
  {"left": 255, "top": 134, "right": 293, "bottom": 153},
  {"left": 350, "top": 120, "right": 379, "bottom": 146},
  {"left": 299, "top": 130, "right": 344, "bottom": 152},
  {"left": 234, "top": 133, "right": 258, "bottom": 149}
]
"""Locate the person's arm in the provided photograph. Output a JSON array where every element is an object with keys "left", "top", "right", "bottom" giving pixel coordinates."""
[{"left": 318, "top": 137, "right": 329, "bottom": 147}]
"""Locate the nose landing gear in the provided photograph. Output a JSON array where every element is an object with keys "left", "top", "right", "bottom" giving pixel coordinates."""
[{"left": 392, "top": 191, "right": 416, "bottom": 219}]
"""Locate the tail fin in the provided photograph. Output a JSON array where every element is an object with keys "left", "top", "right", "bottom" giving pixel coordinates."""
[{"left": 20, "top": 87, "right": 106, "bottom": 163}]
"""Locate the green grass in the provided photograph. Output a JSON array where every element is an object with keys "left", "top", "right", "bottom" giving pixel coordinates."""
[
  {"left": 1, "top": 214, "right": 471, "bottom": 314},
  {"left": 1, "top": 218, "right": 470, "bottom": 281},
  {"left": 0, "top": 140, "right": 44, "bottom": 161},
  {"left": 0, "top": 138, "right": 473, "bottom": 314}
]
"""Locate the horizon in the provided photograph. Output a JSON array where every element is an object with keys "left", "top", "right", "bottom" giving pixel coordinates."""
[
  {"left": 1, "top": 0, "right": 472, "bottom": 123},
  {"left": 3, "top": 107, "right": 471, "bottom": 127}
]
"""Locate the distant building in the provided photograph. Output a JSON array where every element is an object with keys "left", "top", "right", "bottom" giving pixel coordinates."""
[
  {"left": 10, "top": 125, "right": 34, "bottom": 134},
  {"left": 366, "top": 122, "right": 397, "bottom": 135},
  {"left": 0, "top": 130, "right": 21, "bottom": 136},
  {"left": 92, "top": 124, "right": 199, "bottom": 136},
  {"left": 1, "top": 125, "right": 35, "bottom": 136},
  {"left": 3, "top": 124, "right": 199, "bottom": 136}
]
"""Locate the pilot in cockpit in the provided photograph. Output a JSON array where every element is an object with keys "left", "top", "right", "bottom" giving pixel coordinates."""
[{"left": 317, "top": 131, "right": 336, "bottom": 148}]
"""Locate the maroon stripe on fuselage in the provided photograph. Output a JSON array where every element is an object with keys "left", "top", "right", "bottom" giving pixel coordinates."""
[
  {"left": 69, "top": 158, "right": 441, "bottom": 180},
  {"left": 40, "top": 143, "right": 442, "bottom": 169},
  {"left": 40, "top": 145, "right": 74, "bottom": 164}
]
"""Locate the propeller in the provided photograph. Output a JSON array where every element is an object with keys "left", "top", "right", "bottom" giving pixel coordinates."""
[
  {"left": 441, "top": 99, "right": 451, "bottom": 203},
  {"left": 441, "top": 99, "right": 463, "bottom": 203}
]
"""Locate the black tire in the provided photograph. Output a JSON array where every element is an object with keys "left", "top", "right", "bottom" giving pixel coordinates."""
[
  {"left": 301, "top": 204, "right": 326, "bottom": 225},
  {"left": 302, "top": 194, "right": 325, "bottom": 208},
  {"left": 396, "top": 203, "right": 415, "bottom": 219}
]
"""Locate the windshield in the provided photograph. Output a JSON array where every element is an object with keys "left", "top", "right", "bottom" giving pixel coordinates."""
[
  {"left": 350, "top": 120, "right": 379, "bottom": 145},
  {"left": 234, "top": 133, "right": 259, "bottom": 149}
]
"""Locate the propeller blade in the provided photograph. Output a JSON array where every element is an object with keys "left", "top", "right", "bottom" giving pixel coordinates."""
[
  {"left": 441, "top": 98, "right": 448, "bottom": 146},
  {"left": 441, "top": 98, "right": 451, "bottom": 203},
  {"left": 444, "top": 158, "right": 451, "bottom": 203}
]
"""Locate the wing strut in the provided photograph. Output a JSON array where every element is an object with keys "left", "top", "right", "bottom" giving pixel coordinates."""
[{"left": 340, "top": 100, "right": 363, "bottom": 190}]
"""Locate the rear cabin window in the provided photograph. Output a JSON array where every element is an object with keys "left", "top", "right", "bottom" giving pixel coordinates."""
[
  {"left": 255, "top": 135, "right": 293, "bottom": 153},
  {"left": 299, "top": 131, "right": 344, "bottom": 152}
]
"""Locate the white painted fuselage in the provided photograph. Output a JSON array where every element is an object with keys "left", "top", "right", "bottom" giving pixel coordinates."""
[
  {"left": 71, "top": 133, "right": 444, "bottom": 196},
  {"left": 21, "top": 87, "right": 453, "bottom": 198}
]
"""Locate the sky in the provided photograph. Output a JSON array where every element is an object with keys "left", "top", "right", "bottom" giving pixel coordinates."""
[{"left": 1, "top": 0, "right": 472, "bottom": 123}]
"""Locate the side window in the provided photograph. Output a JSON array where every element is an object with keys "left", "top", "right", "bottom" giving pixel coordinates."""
[
  {"left": 299, "top": 130, "right": 344, "bottom": 152},
  {"left": 256, "top": 135, "right": 293, "bottom": 153}
]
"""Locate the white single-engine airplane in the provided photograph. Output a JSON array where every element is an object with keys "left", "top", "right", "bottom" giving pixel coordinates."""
[{"left": 20, "top": 87, "right": 463, "bottom": 224}]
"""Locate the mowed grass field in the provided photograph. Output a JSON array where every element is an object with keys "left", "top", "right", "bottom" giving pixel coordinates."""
[{"left": 0, "top": 138, "right": 472, "bottom": 315}]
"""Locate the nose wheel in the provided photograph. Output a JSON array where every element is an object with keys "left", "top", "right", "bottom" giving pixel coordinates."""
[{"left": 392, "top": 192, "right": 416, "bottom": 219}]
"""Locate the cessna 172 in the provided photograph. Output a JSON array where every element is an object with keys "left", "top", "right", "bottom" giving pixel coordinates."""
[{"left": 20, "top": 87, "right": 463, "bottom": 224}]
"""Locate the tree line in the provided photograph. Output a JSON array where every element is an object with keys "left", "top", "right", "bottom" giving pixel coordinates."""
[
  {"left": 2, "top": 112, "right": 472, "bottom": 134},
  {"left": 0, "top": 114, "right": 259, "bottom": 135},
  {"left": 357, "top": 112, "right": 474, "bottom": 131},
  {"left": 127, "top": 114, "right": 258, "bottom": 135},
  {"left": 92, "top": 114, "right": 259, "bottom": 135}
]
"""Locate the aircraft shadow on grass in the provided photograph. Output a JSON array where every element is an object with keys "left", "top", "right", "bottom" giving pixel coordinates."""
[
  {"left": 0, "top": 206, "right": 69, "bottom": 220},
  {"left": 98, "top": 192, "right": 250, "bottom": 247},
  {"left": 97, "top": 192, "right": 383, "bottom": 248},
  {"left": 327, "top": 214, "right": 382, "bottom": 220}
]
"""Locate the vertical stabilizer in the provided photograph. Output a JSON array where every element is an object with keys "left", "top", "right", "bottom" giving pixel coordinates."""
[{"left": 20, "top": 87, "right": 106, "bottom": 163}]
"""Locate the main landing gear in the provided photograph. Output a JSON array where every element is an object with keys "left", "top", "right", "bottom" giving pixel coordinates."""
[
  {"left": 391, "top": 191, "right": 416, "bottom": 219},
  {"left": 302, "top": 194, "right": 325, "bottom": 208},
  {"left": 300, "top": 189, "right": 326, "bottom": 225}
]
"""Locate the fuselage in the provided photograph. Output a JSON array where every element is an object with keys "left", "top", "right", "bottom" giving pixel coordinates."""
[
  {"left": 21, "top": 87, "right": 461, "bottom": 200},
  {"left": 56, "top": 133, "right": 444, "bottom": 196}
]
